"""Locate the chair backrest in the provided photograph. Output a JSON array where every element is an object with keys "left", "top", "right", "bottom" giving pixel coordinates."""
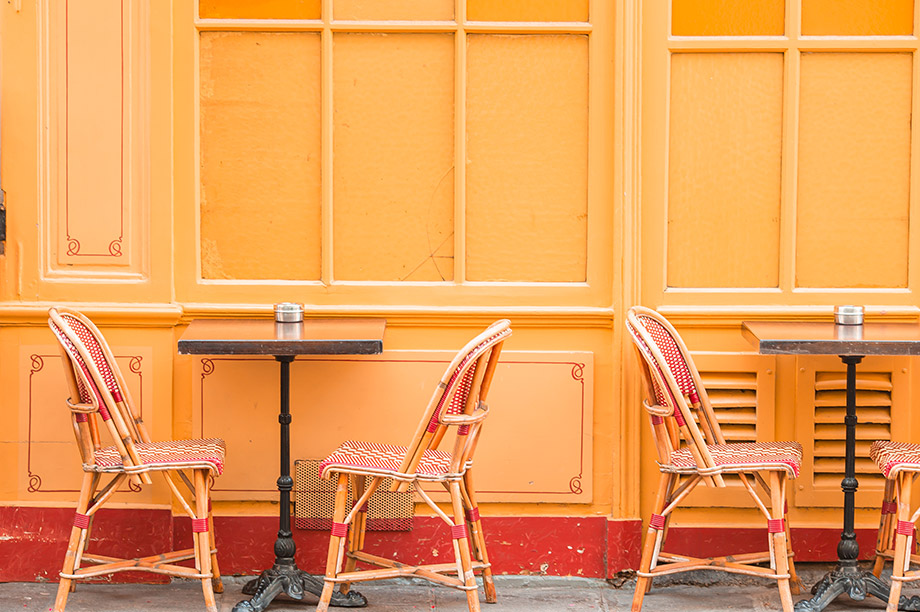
[
  {"left": 392, "top": 319, "right": 512, "bottom": 491},
  {"left": 625, "top": 306, "right": 726, "bottom": 486},
  {"left": 48, "top": 307, "right": 152, "bottom": 483}
]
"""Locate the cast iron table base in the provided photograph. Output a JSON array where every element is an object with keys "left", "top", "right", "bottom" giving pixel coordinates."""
[
  {"left": 793, "top": 356, "right": 916, "bottom": 611},
  {"left": 231, "top": 356, "right": 367, "bottom": 612}
]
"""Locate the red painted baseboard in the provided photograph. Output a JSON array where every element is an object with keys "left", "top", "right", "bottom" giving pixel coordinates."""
[{"left": 0, "top": 506, "right": 882, "bottom": 583}]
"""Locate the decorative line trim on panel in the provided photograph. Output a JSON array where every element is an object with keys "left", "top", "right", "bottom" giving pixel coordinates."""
[{"left": 26, "top": 353, "right": 143, "bottom": 493}]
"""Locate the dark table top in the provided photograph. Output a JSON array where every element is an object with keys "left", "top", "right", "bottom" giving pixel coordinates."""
[
  {"left": 742, "top": 320, "right": 920, "bottom": 356},
  {"left": 178, "top": 318, "right": 386, "bottom": 356}
]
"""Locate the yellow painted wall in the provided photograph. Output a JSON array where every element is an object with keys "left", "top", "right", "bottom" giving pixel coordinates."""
[{"left": 1, "top": 0, "right": 918, "bottom": 542}]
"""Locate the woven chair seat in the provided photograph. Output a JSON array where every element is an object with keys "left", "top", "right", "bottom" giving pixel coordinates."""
[
  {"left": 320, "top": 440, "right": 453, "bottom": 480},
  {"left": 869, "top": 440, "right": 920, "bottom": 478},
  {"left": 666, "top": 441, "right": 803, "bottom": 478},
  {"left": 93, "top": 438, "right": 226, "bottom": 475}
]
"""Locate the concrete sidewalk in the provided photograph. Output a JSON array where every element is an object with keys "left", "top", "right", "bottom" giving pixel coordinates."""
[{"left": 0, "top": 570, "right": 900, "bottom": 612}]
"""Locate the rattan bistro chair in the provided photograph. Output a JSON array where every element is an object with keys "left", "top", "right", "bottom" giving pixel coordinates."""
[
  {"left": 626, "top": 306, "right": 802, "bottom": 612},
  {"left": 869, "top": 441, "right": 920, "bottom": 611},
  {"left": 315, "top": 320, "right": 512, "bottom": 612},
  {"left": 48, "top": 308, "right": 225, "bottom": 612}
]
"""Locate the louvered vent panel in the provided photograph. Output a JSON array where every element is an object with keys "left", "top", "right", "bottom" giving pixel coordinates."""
[
  {"left": 699, "top": 371, "right": 758, "bottom": 444},
  {"left": 812, "top": 371, "right": 891, "bottom": 490},
  {"left": 681, "top": 354, "right": 774, "bottom": 508}
]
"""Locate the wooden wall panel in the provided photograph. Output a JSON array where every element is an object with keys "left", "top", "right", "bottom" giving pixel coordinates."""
[
  {"left": 671, "top": 0, "right": 784, "bottom": 36},
  {"left": 796, "top": 53, "right": 911, "bottom": 288},
  {"left": 199, "top": 0, "right": 321, "bottom": 20},
  {"left": 334, "top": 0, "right": 453, "bottom": 21},
  {"left": 199, "top": 32, "right": 322, "bottom": 281},
  {"left": 467, "top": 0, "right": 588, "bottom": 22},
  {"left": 466, "top": 35, "right": 588, "bottom": 282},
  {"left": 802, "top": 0, "right": 914, "bottom": 35},
  {"left": 333, "top": 34, "right": 455, "bottom": 281},
  {"left": 193, "top": 351, "right": 593, "bottom": 503},
  {"left": 668, "top": 53, "right": 783, "bottom": 288},
  {"left": 18, "top": 346, "right": 153, "bottom": 503},
  {"left": 42, "top": 0, "right": 149, "bottom": 277}
]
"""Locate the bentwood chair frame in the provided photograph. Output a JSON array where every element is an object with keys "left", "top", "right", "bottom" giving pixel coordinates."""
[
  {"left": 626, "top": 306, "right": 802, "bottom": 612},
  {"left": 869, "top": 441, "right": 920, "bottom": 611},
  {"left": 48, "top": 307, "right": 225, "bottom": 612},
  {"left": 315, "top": 320, "right": 512, "bottom": 612}
]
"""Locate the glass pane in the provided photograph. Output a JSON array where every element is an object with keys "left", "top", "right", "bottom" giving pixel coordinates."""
[
  {"left": 199, "top": 0, "right": 321, "bottom": 20},
  {"left": 802, "top": 0, "right": 913, "bottom": 36},
  {"left": 468, "top": 0, "right": 588, "bottom": 22},
  {"left": 672, "top": 0, "right": 784, "bottom": 36},
  {"left": 333, "top": 34, "right": 455, "bottom": 281},
  {"left": 199, "top": 32, "right": 322, "bottom": 280},
  {"left": 668, "top": 53, "right": 784, "bottom": 288},
  {"left": 796, "top": 53, "right": 911, "bottom": 288},
  {"left": 335, "top": 0, "right": 453, "bottom": 21},
  {"left": 466, "top": 35, "right": 588, "bottom": 282}
]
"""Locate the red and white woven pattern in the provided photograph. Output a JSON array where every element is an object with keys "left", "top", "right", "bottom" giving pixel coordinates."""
[
  {"left": 430, "top": 327, "right": 511, "bottom": 426},
  {"left": 60, "top": 313, "right": 124, "bottom": 402},
  {"left": 50, "top": 322, "right": 103, "bottom": 407},
  {"left": 93, "top": 438, "right": 226, "bottom": 474},
  {"left": 668, "top": 441, "right": 803, "bottom": 478},
  {"left": 319, "top": 440, "right": 453, "bottom": 480},
  {"left": 635, "top": 314, "right": 699, "bottom": 403},
  {"left": 626, "top": 321, "right": 676, "bottom": 410},
  {"left": 870, "top": 441, "right": 920, "bottom": 478}
]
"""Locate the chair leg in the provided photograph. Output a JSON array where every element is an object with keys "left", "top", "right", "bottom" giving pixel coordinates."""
[
  {"left": 194, "top": 470, "right": 217, "bottom": 612},
  {"left": 208, "top": 503, "right": 223, "bottom": 594},
  {"left": 317, "top": 473, "right": 350, "bottom": 612},
  {"left": 768, "top": 472, "right": 794, "bottom": 612},
  {"left": 450, "top": 481, "right": 481, "bottom": 612},
  {"left": 339, "top": 475, "right": 366, "bottom": 597},
  {"left": 462, "top": 470, "right": 496, "bottom": 603},
  {"left": 53, "top": 472, "right": 95, "bottom": 612},
  {"left": 888, "top": 473, "right": 912, "bottom": 612},
  {"left": 874, "top": 479, "right": 897, "bottom": 578},
  {"left": 632, "top": 473, "right": 672, "bottom": 612}
]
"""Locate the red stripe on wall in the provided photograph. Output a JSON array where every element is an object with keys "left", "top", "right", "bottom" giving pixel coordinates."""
[{"left": 0, "top": 507, "right": 879, "bottom": 582}]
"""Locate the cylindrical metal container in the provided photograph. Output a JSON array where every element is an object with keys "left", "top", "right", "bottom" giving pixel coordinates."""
[
  {"left": 834, "top": 305, "right": 864, "bottom": 326},
  {"left": 274, "top": 302, "right": 304, "bottom": 323}
]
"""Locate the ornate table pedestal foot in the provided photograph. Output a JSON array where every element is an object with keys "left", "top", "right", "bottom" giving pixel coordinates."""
[
  {"left": 232, "top": 562, "right": 367, "bottom": 612},
  {"left": 794, "top": 564, "right": 893, "bottom": 611}
]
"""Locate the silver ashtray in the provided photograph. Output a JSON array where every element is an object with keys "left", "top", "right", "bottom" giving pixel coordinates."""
[
  {"left": 275, "top": 321, "right": 303, "bottom": 340},
  {"left": 834, "top": 305, "right": 864, "bottom": 326},
  {"left": 274, "top": 302, "right": 304, "bottom": 323}
]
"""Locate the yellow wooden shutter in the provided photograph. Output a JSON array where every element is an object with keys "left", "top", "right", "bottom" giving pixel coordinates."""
[{"left": 794, "top": 356, "right": 907, "bottom": 508}]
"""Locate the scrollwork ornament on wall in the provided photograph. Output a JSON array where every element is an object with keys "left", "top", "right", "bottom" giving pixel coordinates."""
[
  {"left": 66, "top": 238, "right": 81, "bottom": 256},
  {"left": 569, "top": 476, "right": 583, "bottom": 495}
]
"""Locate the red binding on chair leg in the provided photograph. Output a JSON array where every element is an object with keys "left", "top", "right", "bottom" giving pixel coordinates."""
[
  {"left": 768, "top": 519, "right": 785, "bottom": 533},
  {"left": 649, "top": 513, "right": 666, "bottom": 531}
]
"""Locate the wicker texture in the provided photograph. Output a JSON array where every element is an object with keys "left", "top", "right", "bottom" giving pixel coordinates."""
[
  {"left": 93, "top": 438, "right": 226, "bottom": 475},
  {"left": 319, "top": 440, "right": 452, "bottom": 480},
  {"left": 668, "top": 441, "right": 803, "bottom": 478},
  {"left": 870, "top": 440, "right": 920, "bottom": 478}
]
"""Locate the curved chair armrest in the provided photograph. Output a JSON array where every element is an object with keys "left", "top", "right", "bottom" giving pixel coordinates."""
[
  {"left": 642, "top": 399, "right": 673, "bottom": 417},
  {"left": 66, "top": 398, "right": 97, "bottom": 414},
  {"left": 440, "top": 402, "right": 490, "bottom": 425}
]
